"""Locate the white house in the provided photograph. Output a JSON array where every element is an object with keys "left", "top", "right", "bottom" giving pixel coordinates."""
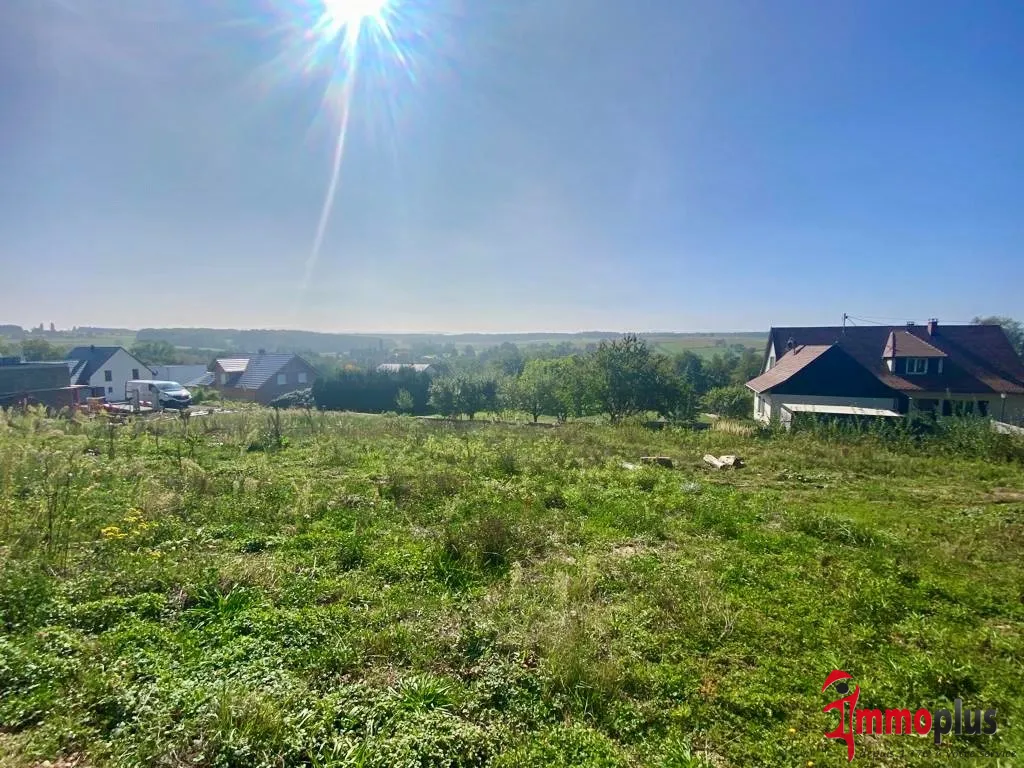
[{"left": 66, "top": 346, "right": 153, "bottom": 401}]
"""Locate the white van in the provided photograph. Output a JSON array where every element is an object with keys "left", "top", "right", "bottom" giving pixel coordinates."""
[{"left": 125, "top": 380, "right": 193, "bottom": 410}]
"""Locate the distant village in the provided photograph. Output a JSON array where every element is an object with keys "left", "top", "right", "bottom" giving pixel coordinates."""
[
  {"left": 0, "top": 345, "right": 318, "bottom": 411},
  {"left": 1, "top": 318, "right": 1022, "bottom": 427}
]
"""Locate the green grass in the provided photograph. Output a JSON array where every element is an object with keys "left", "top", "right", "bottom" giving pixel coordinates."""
[
  {"left": 2, "top": 333, "right": 139, "bottom": 349},
  {"left": 0, "top": 409, "right": 1021, "bottom": 767},
  {"left": 642, "top": 333, "right": 764, "bottom": 358}
]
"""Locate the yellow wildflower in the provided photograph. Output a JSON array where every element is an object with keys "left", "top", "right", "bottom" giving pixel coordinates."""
[{"left": 101, "top": 525, "right": 127, "bottom": 539}]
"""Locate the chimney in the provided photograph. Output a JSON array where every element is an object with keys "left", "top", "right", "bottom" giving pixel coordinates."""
[{"left": 927, "top": 318, "right": 938, "bottom": 336}]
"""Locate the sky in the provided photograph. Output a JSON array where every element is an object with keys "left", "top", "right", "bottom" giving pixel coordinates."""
[{"left": 1, "top": 0, "right": 1022, "bottom": 333}]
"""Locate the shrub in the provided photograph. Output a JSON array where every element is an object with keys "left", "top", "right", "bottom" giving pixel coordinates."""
[
  {"left": 701, "top": 385, "right": 753, "bottom": 419},
  {"left": 314, "top": 369, "right": 433, "bottom": 414},
  {"left": 269, "top": 388, "right": 314, "bottom": 410}
]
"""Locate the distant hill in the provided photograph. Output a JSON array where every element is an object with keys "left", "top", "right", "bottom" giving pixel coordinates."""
[
  {"left": 135, "top": 328, "right": 382, "bottom": 354},
  {"left": 2, "top": 325, "right": 765, "bottom": 358},
  {"left": 136, "top": 328, "right": 764, "bottom": 357}
]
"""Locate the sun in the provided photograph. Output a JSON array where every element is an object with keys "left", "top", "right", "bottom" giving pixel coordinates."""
[{"left": 320, "top": 0, "right": 390, "bottom": 32}]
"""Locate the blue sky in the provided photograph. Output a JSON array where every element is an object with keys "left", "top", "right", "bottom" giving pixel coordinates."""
[{"left": 1, "top": 0, "right": 1022, "bottom": 333}]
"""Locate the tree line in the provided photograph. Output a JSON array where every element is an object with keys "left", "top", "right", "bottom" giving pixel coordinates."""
[{"left": 310, "top": 334, "right": 762, "bottom": 421}]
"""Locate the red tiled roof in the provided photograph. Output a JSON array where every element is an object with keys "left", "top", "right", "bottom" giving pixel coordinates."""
[
  {"left": 883, "top": 330, "right": 946, "bottom": 358},
  {"left": 746, "top": 345, "right": 833, "bottom": 393},
  {"left": 763, "top": 324, "right": 1024, "bottom": 395}
]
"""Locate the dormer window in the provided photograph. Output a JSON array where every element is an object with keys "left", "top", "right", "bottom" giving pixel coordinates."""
[{"left": 906, "top": 358, "right": 928, "bottom": 375}]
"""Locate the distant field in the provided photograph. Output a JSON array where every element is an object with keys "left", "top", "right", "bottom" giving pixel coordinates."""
[
  {"left": 385, "top": 332, "right": 766, "bottom": 356},
  {"left": 643, "top": 333, "right": 764, "bottom": 358},
  {"left": 0, "top": 329, "right": 766, "bottom": 358},
  {"left": 1, "top": 410, "right": 1020, "bottom": 766},
  {"left": 0, "top": 333, "right": 137, "bottom": 349},
  {"left": 50, "top": 334, "right": 137, "bottom": 348}
]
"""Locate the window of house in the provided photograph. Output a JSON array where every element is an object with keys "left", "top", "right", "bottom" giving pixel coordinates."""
[
  {"left": 914, "top": 399, "right": 939, "bottom": 412},
  {"left": 905, "top": 358, "right": 928, "bottom": 375},
  {"left": 132, "top": 369, "right": 139, "bottom": 379},
  {"left": 107, "top": 387, "right": 113, "bottom": 394},
  {"left": 298, "top": 372, "right": 308, "bottom": 384},
  {"left": 756, "top": 396, "right": 764, "bottom": 415},
  {"left": 104, "top": 370, "right": 113, "bottom": 382},
  {"left": 221, "top": 373, "right": 228, "bottom": 385},
  {"left": 277, "top": 373, "right": 287, "bottom": 385}
]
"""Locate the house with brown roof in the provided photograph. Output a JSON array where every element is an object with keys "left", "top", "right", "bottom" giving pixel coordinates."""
[
  {"left": 212, "top": 352, "right": 317, "bottom": 405},
  {"left": 746, "top": 320, "right": 1024, "bottom": 427}
]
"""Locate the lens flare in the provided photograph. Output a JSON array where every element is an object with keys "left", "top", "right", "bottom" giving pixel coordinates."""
[
  {"left": 300, "top": 0, "right": 397, "bottom": 293},
  {"left": 321, "top": 0, "right": 389, "bottom": 34}
]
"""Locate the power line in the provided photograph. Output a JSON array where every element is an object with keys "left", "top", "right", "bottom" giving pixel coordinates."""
[{"left": 845, "top": 314, "right": 979, "bottom": 327}]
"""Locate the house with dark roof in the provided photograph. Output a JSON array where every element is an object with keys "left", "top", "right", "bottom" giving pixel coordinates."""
[
  {"left": 0, "top": 357, "right": 89, "bottom": 410},
  {"left": 65, "top": 346, "right": 153, "bottom": 401},
  {"left": 212, "top": 353, "right": 317, "bottom": 404},
  {"left": 746, "top": 320, "right": 1024, "bottom": 427}
]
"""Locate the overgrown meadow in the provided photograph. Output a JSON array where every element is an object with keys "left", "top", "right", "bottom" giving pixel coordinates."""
[{"left": 0, "top": 408, "right": 1021, "bottom": 767}]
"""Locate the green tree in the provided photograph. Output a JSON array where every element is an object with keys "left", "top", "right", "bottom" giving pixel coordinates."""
[
  {"left": 395, "top": 388, "right": 415, "bottom": 414},
  {"left": 454, "top": 378, "right": 485, "bottom": 420},
  {"left": 428, "top": 378, "right": 458, "bottom": 418},
  {"left": 973, "top": 316, "right": 1024, "bottom": 358},
  {"left": 552, "top": 356, "right": 597, "bottom": 421},
  {"left": 651, "top": 356, "right": 698, "bottom": 422},
  {"left": 131, "top": 340, "right": 181, "bottom": 366},
  {"left": 731, "top": 347, "right": 763, "bottom": 385},
  {"left": 703, "top": 352, "right": 738, "bottom": 390},
  {"left": 515, "top": 359, "right": 562, "bottom": 422},
  {"left": 478, "top": 378, "right": 500, "bottom": 416},
  {"left": 20, "top": 338, "right": 66, "bottom": 361},
  {"left": 591, "top": 334, "right": 659, "bottom": 421},
  {"left": 702, "top": 385, "right": 754, "bottom": 419},
  {"left": 673, "top": 351, "right": 707, "bottom": 395},
  {"left": 484, "top": 342, "right": 525, "bottom": 377}
]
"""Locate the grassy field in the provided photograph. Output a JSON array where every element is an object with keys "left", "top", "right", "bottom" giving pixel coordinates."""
[
  {"left": 0, "top": 331, "right": 764, "bottom": 358},
  {"left": 0, "top": 410, "right": 1021, "bottom": 767},
  {"left": 642, "top": 334, "right": 764, "bottom": 358},
  {"left": 0, "top": 333, "right": 139, "bottom": 350}
]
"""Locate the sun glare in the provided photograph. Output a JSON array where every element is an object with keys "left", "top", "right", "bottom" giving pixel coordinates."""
[
  {"left": 320, "top": 0, "right": 390, "bottom": 34},
  {"left": 296, "top": 0, "right": 407, "bottom": 296}
]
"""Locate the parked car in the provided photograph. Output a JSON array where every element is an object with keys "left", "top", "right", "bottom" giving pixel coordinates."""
[{"left": 125, "top": 380, "right": 193, "bottom": 410}]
